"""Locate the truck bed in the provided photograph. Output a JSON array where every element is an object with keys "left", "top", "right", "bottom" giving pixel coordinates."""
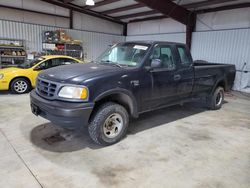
[
  {"left": 194, "top": 60, "right": 234, "bottom": 67},
  {"left": 192, "top": 60, "right": 236, "bottom": 95}
]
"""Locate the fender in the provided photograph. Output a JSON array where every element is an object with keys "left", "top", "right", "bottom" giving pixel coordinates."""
[
  {"left": 9, "top": 76, "right": 32, "bottom": 89},
  {"left": 94, "top": 88, "right": 139, "bottom": 118},
  {"left": 211, "top": 76, "right": 227, "bottom": 94}
]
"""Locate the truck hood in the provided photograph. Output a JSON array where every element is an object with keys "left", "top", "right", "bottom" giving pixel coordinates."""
[{"left": 39, "top": 63, "right": 123, "bottom": 84}]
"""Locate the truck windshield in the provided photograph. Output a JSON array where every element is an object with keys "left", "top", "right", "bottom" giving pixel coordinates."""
[
  {"left": 96, "top": 43, "right": 150, "bottom": 67},
  {"left": 18, "top": 57, "right": 45, "bottom": 69}
]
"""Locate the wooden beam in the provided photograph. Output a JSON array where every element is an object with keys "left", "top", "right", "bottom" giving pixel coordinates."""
[
  {"left": 129, "top": 16, "right": 168, "bottom": 23},
  {"left": 117, "top": 10, "right": 159, "bottom": 20},
  {"left": 135, "top": 0, "right": 191, "bottom": 25},
  {"left": 40, "top": 0, "right": 124, "bottom": 25},
  {"left": 84, "top": 0, "right": 121, "bottom": 9},
  {"left": 196, "top": 2, "right": 250, "bottom": 14},
  {"left": 102, "top": 3, "right": 145, "bottom": 15}
]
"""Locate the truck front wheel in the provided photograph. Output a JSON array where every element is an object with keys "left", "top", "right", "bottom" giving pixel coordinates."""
[
  {"left": 88, "top": 102, "right": 129, "bottom": 146},
  {"left": 207, "top": 86, "right": 224, "bottom": 110}
]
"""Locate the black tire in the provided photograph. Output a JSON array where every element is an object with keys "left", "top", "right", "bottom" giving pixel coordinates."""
[
  {"left": 88, "top": 102, "right": 129, "bottom": 146},
  {"left": 10, "top": 78, "right": 31, "bottom": 94},
  {"left": 207, "top": 86, "right": 224, "bottom": 110}
]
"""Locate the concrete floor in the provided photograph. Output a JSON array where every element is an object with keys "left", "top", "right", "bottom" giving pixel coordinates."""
[{"left": 0, "top": 92, "right": 249, "bottom": 188}]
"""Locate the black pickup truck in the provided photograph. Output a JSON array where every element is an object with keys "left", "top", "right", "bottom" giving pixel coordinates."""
[{"left": 30, "top": 41, "right": 236, "bottom": 145}]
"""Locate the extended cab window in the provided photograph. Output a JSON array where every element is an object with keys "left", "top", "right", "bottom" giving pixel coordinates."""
[
  {"left": 177, "top": 46, "right": 192, "bottom": 66},
  {"left": 150, "top": 45, "right": 175, "bottom": 70}
]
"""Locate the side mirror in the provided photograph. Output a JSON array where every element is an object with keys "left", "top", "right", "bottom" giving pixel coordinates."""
[{"left": 151, "top": 59, "right": 162, "bottom": 68}]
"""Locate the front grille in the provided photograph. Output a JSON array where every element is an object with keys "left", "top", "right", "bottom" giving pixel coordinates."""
[{"left": 36, "top": 78, "right": 57, "bottom": 98}]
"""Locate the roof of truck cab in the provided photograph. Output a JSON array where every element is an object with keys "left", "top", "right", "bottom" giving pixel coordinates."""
[{"left": 123, "top": 41, "right": 186, "bottom": 46}]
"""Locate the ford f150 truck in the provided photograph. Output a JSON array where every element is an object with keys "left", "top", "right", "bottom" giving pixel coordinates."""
[{"left": 30, "top": 41, "right": 236, "bottom": 145}]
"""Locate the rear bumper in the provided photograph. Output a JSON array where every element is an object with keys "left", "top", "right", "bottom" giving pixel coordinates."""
[{"left": 30, "top": 90, "right": 94, "bottom": 129}]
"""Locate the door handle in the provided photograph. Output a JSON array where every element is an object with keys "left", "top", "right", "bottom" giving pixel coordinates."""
[{"left": 174, "top": 74, "right": 181, "bottom": 81}]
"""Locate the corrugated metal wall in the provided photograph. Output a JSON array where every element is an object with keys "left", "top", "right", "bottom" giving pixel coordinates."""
[
  {"left": 0, "top": 20, "right": 125, "bottom": 61},
  {"left": 126, "top": 33, "right": 186, "bottom": 43},
  {"left": 1, "top": 20, "right": 249, "bottom": 91},
  {"left": 191, "top": 29, "right": 250, "bottom": 91}
]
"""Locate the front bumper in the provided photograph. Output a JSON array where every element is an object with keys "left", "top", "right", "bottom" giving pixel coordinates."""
[
  {"left": 0, "top": 80, "right": 9, "bottom": 90},
  {"left": 30, "top": 90, "right": 94, "bottom": 129}
]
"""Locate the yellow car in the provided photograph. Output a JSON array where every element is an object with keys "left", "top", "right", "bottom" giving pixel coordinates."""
[{"left": 0, "top": 55, "right": 82, "bottom": 94}]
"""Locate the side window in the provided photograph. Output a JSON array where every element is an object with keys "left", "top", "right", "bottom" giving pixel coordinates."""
[
  {"left": 177, "top": 46, "right": 192, "bottom": 66},
  {"left": 51, "top": 58, "right": 61, "bottom": 67},
  {"left": 37, "top": 59, "right": 52, "bottom": 70},
  {"left": 151, "top": 47, "right": 160, "bottom": 59},
  {"left": 150, "top": 45, "right": 176, "bottom": 70},
  {"left": 131, "top": 49, "right": 147, "bottom": 63}
]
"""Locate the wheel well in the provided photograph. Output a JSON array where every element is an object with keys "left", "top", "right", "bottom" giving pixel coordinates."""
[
  {"left": 92, "top": 93, "right": 136, "bottom": 119},
  {"left": 216, "top": 80, "right": 226, "bottom": 90},
  {"left": 9, "top": 76, "right": 32, "bottom": 89}
]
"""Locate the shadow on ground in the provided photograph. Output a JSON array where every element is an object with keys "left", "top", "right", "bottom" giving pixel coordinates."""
[
  {"left": 0, "top": 91, "right": 11, "bottom": 95},
  {"left": 30, "top": 123, "right": 101, "bottom": 152},
  {"left": 30, "top": 100, "right": 210, "bottom": 152},
  {"left": 0, "top": 90, "right": 31, "bottom": 96}
]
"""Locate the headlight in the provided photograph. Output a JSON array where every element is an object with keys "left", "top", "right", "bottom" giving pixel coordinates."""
[
  {"left": 58, "top": 86, "right": 88, "bottom": 100},
  {"left": 0, "top": 74, "right": 4, "bottom": 80}
]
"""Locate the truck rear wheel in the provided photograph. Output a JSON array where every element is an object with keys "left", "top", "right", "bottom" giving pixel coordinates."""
[
  {"left": 207, "top": 86, "right": 224, "bottom": 110},
  {"left": 88, "top": 102, "right": 129, "bottom": 146}
]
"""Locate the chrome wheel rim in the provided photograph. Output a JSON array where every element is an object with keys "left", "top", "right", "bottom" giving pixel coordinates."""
[
  {"left": 103, "top": 113, "right": 123, "bottom": 139},
  {"left": 14, "top": 81, "right": 27, "bottom": 93},
  {"left": 216, "top": 91, "right": 223, "bottom": 106}
]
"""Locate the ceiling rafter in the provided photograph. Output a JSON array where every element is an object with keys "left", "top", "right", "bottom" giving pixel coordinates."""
[
  {"left": 41, "top": 0, "right": 250, "bottom": 27},
  {"left": 196, "top": 2, "right": 250, "bottom": 13},
  {"left": 0, "top": 4, "right": 69, "bottom": 19},
  {"left": 111, "top": 0, "right": 238, "bottom": 22},
  {"left": 184, "top": 0, "right": 238, "bottom": 9},
  {"left": 84, "top": 0, "right": 122, "bottom": 9},
  {"left": 135, "top": 0, "right": 191, "bottom": 25},
  {"left": 129, "top": 15, "right": 168, "bottom": 23},
  {"left": 117, "top": 10, "right": 159, "bottom": 20},
  {"left": 102, "top": 3, "right": 145, "bottom": 15},
  {"left": 40, "top": 0, "right": 124, "bottom": 24}
]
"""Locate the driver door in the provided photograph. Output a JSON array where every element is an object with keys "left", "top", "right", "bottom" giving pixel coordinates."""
[{"left": 143, "top": 44, "right": 179, "bottom": 109}]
